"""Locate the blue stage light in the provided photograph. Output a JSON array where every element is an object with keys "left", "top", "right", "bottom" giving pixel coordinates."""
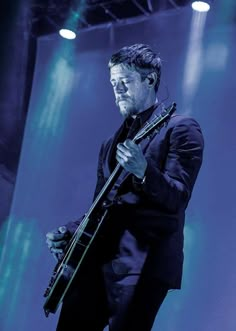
[
  {"left": 59, "top": 28, "right": 76, "bottom": 40},
  {"left": 192, "top": 1, "right": 211, "bottom": 12}
]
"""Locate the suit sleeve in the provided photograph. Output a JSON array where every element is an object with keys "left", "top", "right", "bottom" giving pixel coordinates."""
[{"left": 141, "top": 117, "right": 204, "bottom": 212}]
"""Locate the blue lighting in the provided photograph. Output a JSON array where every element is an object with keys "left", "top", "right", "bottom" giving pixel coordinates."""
[{"left": 192, "top": 1, "right": 210, "bottom": 12}]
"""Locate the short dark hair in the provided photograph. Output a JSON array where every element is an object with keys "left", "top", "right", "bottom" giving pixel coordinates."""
[{"left": 108, "top": 43, "right": 162, "bottom": 92}]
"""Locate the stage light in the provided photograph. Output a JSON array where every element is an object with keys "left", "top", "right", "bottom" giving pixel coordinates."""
[
  {"left": 192, "top": 1, "right": 210, "bottom": 12},
  {"left": 183, "top": 1, "right": 209, "bottom": 114},
  {"left": 59, "top": 28, "right": 76, "bottom": 40}
]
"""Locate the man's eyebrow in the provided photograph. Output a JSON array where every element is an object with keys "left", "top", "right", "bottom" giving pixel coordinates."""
[{"left": 110, "top": 75, "right": 133, "bottom": 81}]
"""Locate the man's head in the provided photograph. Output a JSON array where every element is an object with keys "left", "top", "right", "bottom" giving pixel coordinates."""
[{"left": 109, "top": 44, "right": 161, "bottom": 118}]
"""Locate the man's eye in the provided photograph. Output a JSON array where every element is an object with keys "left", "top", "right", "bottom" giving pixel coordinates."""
[
  {"left": 110, "top": 79, "right": 131, "bottom": 87},
  {"left": 123, "top": 80, "right": 131, "bottom": 84}
]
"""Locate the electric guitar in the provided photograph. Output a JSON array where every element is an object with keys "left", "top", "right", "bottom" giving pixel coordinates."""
[{"left": 43, "top": 102, "right": 176, "bottom": 317}]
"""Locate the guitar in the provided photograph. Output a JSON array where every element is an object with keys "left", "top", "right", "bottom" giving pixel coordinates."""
[{"left": 43, "top": 102, "right": 176, "bottom": 317}]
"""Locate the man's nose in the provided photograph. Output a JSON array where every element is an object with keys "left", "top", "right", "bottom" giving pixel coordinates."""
[{"left": 114, "top": 81, "right": 127, "bottom": 93}]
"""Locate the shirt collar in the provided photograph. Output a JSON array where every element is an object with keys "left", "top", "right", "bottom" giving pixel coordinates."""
[{"left": 124, "top": 103, "right": 157, "bottom": 129}]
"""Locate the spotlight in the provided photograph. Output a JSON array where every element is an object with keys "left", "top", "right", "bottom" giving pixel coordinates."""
[
  {"left": 192, "top": 1, "right": 211, "bottom": 12},
  {"left": 59, "top": 28, "right": 76, "bottom": 40}
]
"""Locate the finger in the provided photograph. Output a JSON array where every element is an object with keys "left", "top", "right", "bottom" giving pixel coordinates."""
[
  {"left": 124, "top": 141, "right": 139, "bottom": 155},
  {"left": 50, "top": 247, "right": 64, "bottom": 254},
  {"left": 116, "top": 149, "right": 129, "bottom": 162},
  {"left": 125, "top": 140, "right": 143, "bottom": 156},
  {"left": 58, "top": 226, "right": 67, "bottom": 234},
  {"left": 116, "top": 154, "right": 127, "bottom": 167},
  {"left": 46, "top": 238, "right": 68, "bottom": 248},
  {"left": 52, "top": 252, "right": 64, "bottom": 262},
  {"left": 124, "top": 139, "right": 136, "bottom": 149},
  {"left": 50, "top": 248, "right": 64, "bottom": 262},
  {"left": 117, "top": 143, "right": 132, "bottom": 157},
  {"left": 53, "top": 240, "right": 68, "bottom": 248},
  {"left": 46, "top": 231, "right": 66, "bottom": 241}
]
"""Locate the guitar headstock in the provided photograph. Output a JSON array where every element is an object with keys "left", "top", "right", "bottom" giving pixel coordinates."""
[{"left": 134, "top": 102, "right": 176, "bottom": 144}]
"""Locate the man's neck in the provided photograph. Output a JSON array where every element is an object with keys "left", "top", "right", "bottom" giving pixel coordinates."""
[{"left": 132, "top": 98, "right": 158, "bottom": 119}]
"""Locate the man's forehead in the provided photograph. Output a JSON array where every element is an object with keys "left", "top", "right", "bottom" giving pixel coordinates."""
[{"left": 110, "top": 63, "right": 139, "bottom": 78}]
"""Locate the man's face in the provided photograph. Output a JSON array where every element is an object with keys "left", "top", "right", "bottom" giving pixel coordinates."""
[{"left": 110, "top": 63, "right": 150, "bottom": 118}]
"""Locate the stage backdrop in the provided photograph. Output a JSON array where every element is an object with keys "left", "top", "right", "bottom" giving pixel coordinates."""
[{"left": 0, "top": 3, "right": 236, "bottom": 331}]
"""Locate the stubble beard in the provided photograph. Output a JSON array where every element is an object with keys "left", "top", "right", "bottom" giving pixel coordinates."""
[{"left": 118, "top": 101, "right": 137, "bottom": 119}]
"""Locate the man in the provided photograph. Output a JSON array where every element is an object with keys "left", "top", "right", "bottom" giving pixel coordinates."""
[{"left": 46, "top": 43, "right": 204, "bottom": 331}]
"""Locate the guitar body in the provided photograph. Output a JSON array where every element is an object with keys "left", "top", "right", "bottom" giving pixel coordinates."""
[
  {"left": 43, "top": 210, "right": 107, "bottom": 316},
  {"left": 43, "top": 102, "right": 176, "bottom": 317}
]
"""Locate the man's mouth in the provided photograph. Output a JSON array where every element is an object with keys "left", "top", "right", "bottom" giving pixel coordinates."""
[{"left": 116, "top": 97, "right": 128, "bottom": 104}]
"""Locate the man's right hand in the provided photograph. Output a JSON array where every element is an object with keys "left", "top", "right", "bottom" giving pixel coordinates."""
[{"left": 46, "top": 226, "right": 70, "bottom": 260}]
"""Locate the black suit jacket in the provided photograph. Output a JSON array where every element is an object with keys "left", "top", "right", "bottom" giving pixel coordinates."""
[{"left": 91, "top": 108, "right": 204, "bottom": 288}]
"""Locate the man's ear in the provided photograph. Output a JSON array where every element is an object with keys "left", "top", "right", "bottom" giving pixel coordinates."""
[{"left": 146, "top": 72, "right": 158, "bottom": 87}]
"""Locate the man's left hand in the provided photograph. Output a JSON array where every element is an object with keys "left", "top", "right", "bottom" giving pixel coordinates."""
[{"left": 116, "top": 139, "right": 147, "bottom": 179}]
